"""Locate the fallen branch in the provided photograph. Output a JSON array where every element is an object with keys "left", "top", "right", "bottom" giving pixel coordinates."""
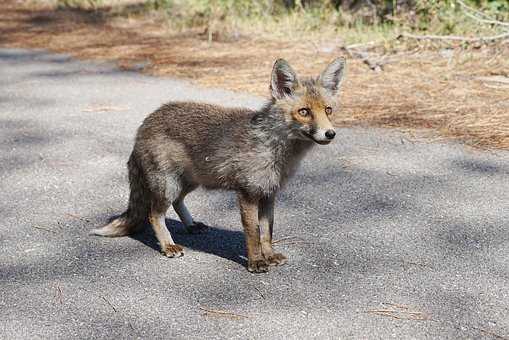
[
  {"left": 457, "top": 0, "right": 509, "bottom": 27},
  {"left": 398, "top": 32, "right": 509, "bottom": 43},
  {"left": 457, "top": 0, "right": 494, "bottom": 20},
  {"left": 462, "top": 10, "right": 509, "bottom": 28}
]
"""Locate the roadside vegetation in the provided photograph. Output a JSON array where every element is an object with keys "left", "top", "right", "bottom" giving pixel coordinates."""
[
  {"left": 49, "top": 0, "right": 509, "bottom": 42},
  {"left": 2, "top": 0, "right": 509, "bottom": 148}
]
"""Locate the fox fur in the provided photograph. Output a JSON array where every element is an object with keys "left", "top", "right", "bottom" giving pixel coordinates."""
[{"left": 91, "top": 58, "right": 346, "bottom": 272}]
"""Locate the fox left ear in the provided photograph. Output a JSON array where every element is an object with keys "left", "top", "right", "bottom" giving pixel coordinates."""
[{"left": 319, "top": 57, "right": 346, "bottom": 95}]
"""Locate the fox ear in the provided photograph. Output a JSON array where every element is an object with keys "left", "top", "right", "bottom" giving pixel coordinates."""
[
  {"left": 319, "top": 57, "right": 346, "bottom": 95},
  {"left": 270, "top": 59, "right": 298, "bottom": 99}
]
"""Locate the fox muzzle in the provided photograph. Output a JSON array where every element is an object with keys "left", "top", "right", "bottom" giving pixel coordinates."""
[{"left": 310, "top": 128, "right": 336, "bottom": 144}]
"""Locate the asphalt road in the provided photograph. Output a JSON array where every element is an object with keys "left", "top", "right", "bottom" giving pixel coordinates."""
[{"left": 1, "top": 48, "right": 509, "bottom": 339}]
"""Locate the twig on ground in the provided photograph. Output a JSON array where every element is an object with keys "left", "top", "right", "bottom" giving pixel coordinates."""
[
  {"left": 32, "top": 225, "right": 57, "bottom": 234},
  {"left": 199, "top": 306, "right": 249, "bottom": 320},
  {"left": 398, "top": 32, "right": 509, "bottom": 43},
  {"left": 66, "top": 213, "right": 90, "bottom": 222},
  {"left": 275, "top": 240, "right": 313, "bottom": 245},
  {"left": 100, "top": 295, "right": 118, "bottom": 313},
  {"left": 366, "top": 308, "right": 430, "bottom": 320},
  {"left": 82, "top": 288, "right": 138, "bottom": 334},
  {"left": 382, "top": 302, "right": 409, "bottom": 309},
  {"left": 82, "top": 105, "right": 129, "bottom": 113},
  {"left": 54, "top": 284, "right": 63, "bottom": 305},
  {"left": 366, "top": 303, "right": 430, "bottom": 321},
  {"left": 272, "top": 236, "right": 312, "bottom": 246},
  {"left": 99, "top": 295, "right": 139, "bottom": 333},
  {"left": 272, "top": 236, "right": 301, "bottom": 244},
  {"left": 401, "top": 260, "right": 432, "bottom": 268},
  {"left": 253, "top": 286, "right": 265, "bottom": 299}
]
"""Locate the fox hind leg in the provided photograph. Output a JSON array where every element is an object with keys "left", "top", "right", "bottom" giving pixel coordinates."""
[
  {"left": 148, "top": 175, "right": 184, "bottom": 257},
  {"left": 172, "top": 184, "right": 208, "bottom": 234},
  {"left": 149, "top": 207, "right": 183, "bottom": 257}
]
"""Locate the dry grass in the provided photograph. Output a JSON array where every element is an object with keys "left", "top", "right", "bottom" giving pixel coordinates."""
[{"left": 1, "top": 0, "right": 508, "bottom": 149}]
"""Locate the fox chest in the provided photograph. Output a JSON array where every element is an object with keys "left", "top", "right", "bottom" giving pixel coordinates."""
[
  {"left": 191, "top": 154, "right": 276, "bottom": 193},
  {"left": 224, "top": 149, "right": 298, "bottom": 194}
]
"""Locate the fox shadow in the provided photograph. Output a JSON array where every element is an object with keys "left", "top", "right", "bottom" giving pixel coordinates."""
[{"left": 129, "top": 218, "right": 247, "bottom": 267}]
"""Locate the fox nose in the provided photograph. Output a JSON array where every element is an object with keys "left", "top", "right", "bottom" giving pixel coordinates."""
[{"left": 325, "top": 129, "right": 336, "bottom": 140}]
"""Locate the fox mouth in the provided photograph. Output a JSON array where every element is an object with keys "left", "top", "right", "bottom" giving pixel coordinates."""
[
  {"left": 301, "top": 131, "right": 332, "bottom": 145},
  {"left": 313, "top": 139, "right": 331, "bottom": 145}
]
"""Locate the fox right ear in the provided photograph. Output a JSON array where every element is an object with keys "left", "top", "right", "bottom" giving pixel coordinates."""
[
  {"left": 270, "top": 59, "right": 298, "bottom": 100},
  {"left": 319, "top": 57, "right": 346, "bottom": 95}
]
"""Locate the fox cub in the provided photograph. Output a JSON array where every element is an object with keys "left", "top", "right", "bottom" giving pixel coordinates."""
[{"left": 91, "top": 58, "right": 346, "bottom": 272}]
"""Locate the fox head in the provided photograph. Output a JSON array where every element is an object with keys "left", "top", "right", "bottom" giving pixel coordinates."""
[{"left": 269, "top": 58, "right": 346, "bottom": 145}]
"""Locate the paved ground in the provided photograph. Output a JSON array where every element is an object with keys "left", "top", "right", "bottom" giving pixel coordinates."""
[{"left": 1, "top": 48, "right": 509, "bottom": 339}]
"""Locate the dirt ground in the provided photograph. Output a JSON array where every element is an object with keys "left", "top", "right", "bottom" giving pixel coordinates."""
[{"left": 1, "top": 0, "right": 508, "bottom": 149}]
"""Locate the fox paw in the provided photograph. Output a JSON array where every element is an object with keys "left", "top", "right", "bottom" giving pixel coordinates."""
[
  {"left": 186, "top": 222, "right": 209, "bottom": 234},
  {"left": 248, "top": 258, "right": 270, "bottom": 273},
  {"left": 266, "top": 253, "right": 288, "bottom": 266},
  {"left": 162, "top": 244, "right": 184, "bottom": 258}
]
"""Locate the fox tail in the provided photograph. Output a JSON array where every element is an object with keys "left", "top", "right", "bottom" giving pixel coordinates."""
[{"left": 90, "top": 153, "right": 149, "bottom": 237}]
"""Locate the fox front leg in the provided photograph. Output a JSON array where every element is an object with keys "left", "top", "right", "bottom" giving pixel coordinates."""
[
  {"left": 238, "top": 192, "right": 270, "bottom": 273},
  {"left": 258, "top": 194, "right": 287, "bottom": 266}
]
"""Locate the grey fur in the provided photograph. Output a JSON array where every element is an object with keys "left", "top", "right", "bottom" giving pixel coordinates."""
[{"left": 91, "top": 58, "right": 346, "bottom": 272}]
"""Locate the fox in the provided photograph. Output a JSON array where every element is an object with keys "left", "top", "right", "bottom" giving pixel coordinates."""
[{"left": 91, "top": 57, "right": 346, "bottom": 273}]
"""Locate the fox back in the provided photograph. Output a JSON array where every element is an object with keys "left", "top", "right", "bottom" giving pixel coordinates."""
[{"left": 134, "top": 58, "right": 345, "bottom": 197}]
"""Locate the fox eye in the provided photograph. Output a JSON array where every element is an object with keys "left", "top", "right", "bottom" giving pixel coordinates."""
[
  {"left": 325, "top": 106, "right": 333, "bottom": 115},
  {"left": 298, "top": 108, "right": 311, "bottom": 117}
]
